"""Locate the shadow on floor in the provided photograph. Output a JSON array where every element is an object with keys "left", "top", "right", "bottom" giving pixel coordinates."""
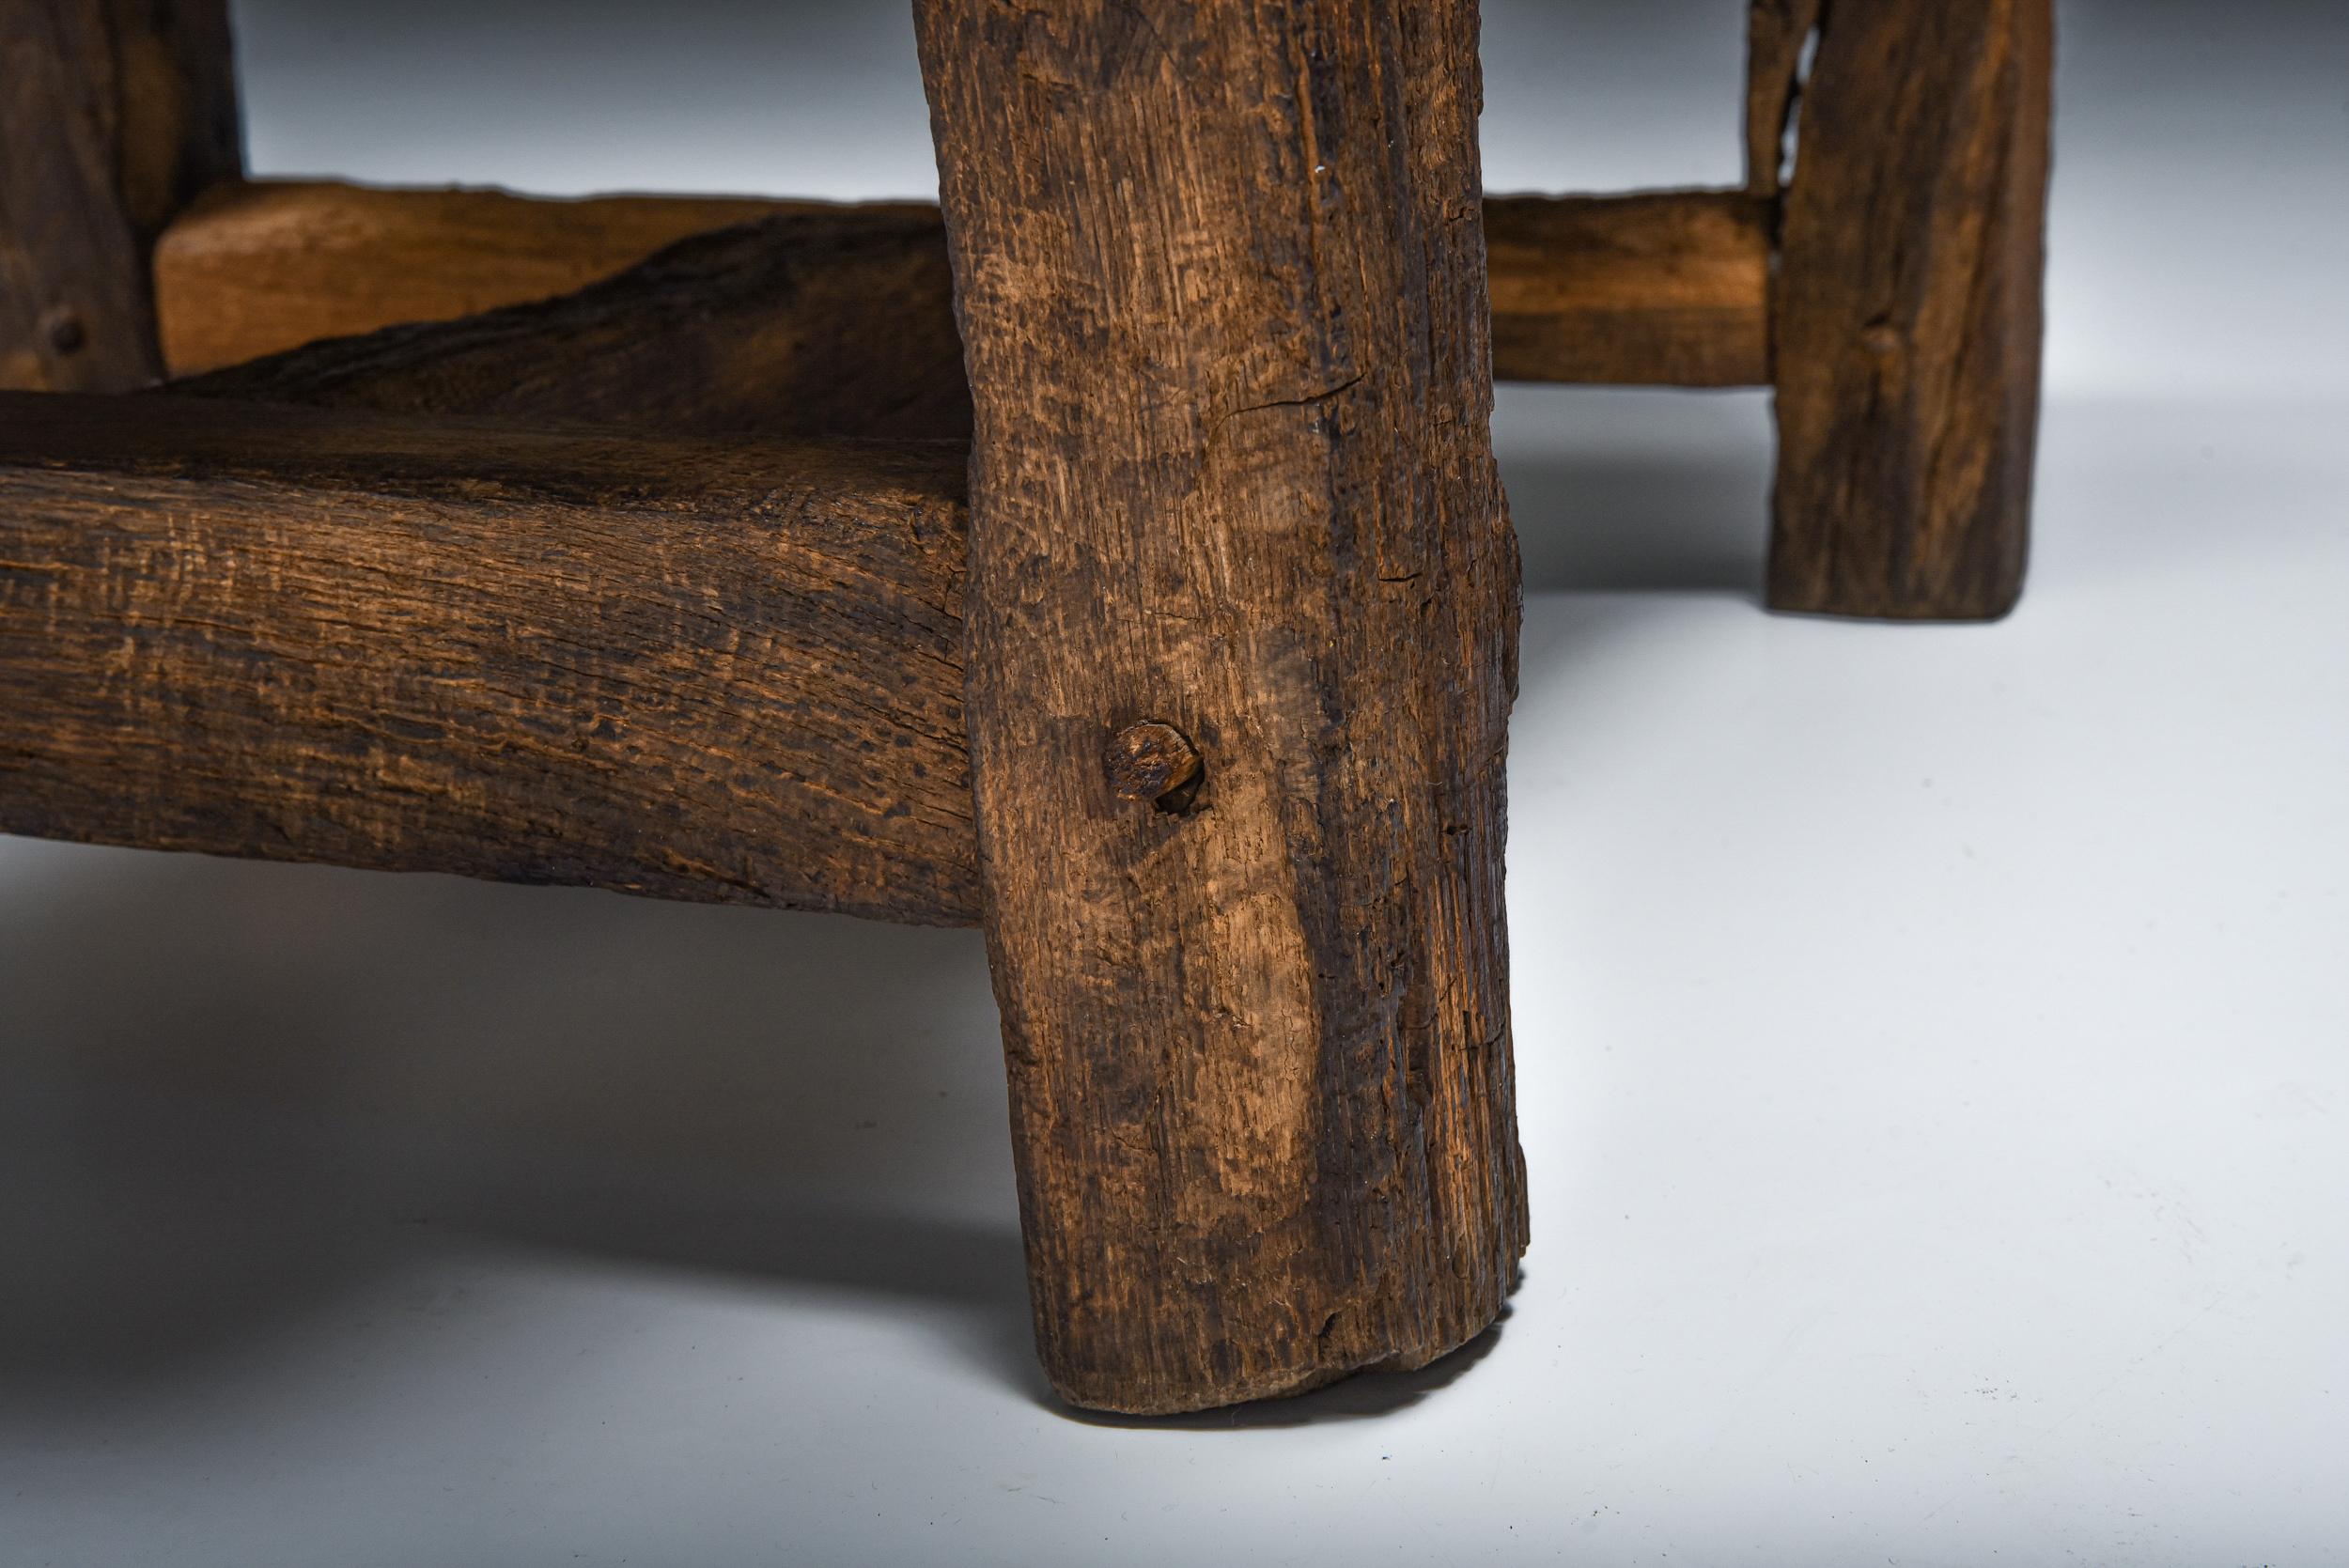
[
  {"left": 1496, "top": 382, "right": 1773, "bottom": 596},
  {"left": 1057, "top": 1307, "right": 1515, "bottom": 1431},
  {"left": 0, "top": 845, "right": 1040, "bottom": 1402},
  {"left": 0, "top": 840, "right": 1544, "bottom": 1428}
]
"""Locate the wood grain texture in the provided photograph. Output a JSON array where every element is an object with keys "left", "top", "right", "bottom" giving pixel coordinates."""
[
  {"left": 918, "top": 0, "right": 1526, "bottom": 1414},
  {"left": 1, "top": 0, "right": 241, "bottom": 391},
  {"left": 1768, "top": 0, "right": 2054, "bottom": 620},
  {"left": 153, "top": 177, "right": 1768, "bottom": 391},
  {"left": 1745, "top": 0, "right": 1823, "bottom": 196},
  {"left": 0, "top": 394, "right": 979, "bottom": 924},
  {"left": 170, "top": 209, "right": 972, "bottom": 442},
  {"left": 1486, "top": 190, "right": 1771, "bottom": 387},
  {"left": 151, "top": 179, "right": 930, "bottom": 375}
]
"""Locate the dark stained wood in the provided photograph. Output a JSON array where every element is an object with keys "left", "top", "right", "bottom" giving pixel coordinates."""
[
  {"left": 170, "top": 209, "right": 972, "bottom": 442},
  {"left": 153, "top": 177, "right": 1769, "bottom": 392},
  {"left": 1768, "top": 0, "right": 2054, "bottom": 620},
  {"left": 152, "top": 179, "right": 928, "bottom": 375},
  {"left": 0, "top": 0, "right": 2061, "bottom": 1435},
  {"left": 1, "top": 0, "right": 241, "bottom": 391},
  {"left": 1745, "top": 0, "right": 1823, "bottom": 197},
  {"left": 918, "top": 0, "right": 1526, "bottom": 1414},
  {"left": 0, "top": 394, "right": 979, "bottom": 925},
  {"left": 1486, "top": 190, "right": 1771, "bottom": 387}
]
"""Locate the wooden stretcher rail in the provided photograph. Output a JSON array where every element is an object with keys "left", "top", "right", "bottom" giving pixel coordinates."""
[
  {"left": 1484, "top": 189, "right": 1773, "bottom": 387},
  {"left": 0, "top": 394, "right": 980, "bottom": 924},
  {"left": 150, "top": 179, "right": 926, "bottom": 376},
  {"left": 150, "top": 179, "right": 1774, "bottom": 389},
  {"left": 168, "top": 208, "right": 972, "bottom": 442},
  {"left": 1, "top": 185, "right": 1776, "bottom": 944}
]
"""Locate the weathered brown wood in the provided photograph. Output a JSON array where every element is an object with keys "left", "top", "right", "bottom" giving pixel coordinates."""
[
  {"left": 152, "top": 178, "right": 1767, "bottom": 391},
  {"left": 168, "top": 209, "right": 972, "bottom": 442},
  {"left": 1768, "top": 0, "right": 2053, "bottom": 620},
  {"left": 0, "top": 393, "right": 978, "bottom": 924},
  {"left": 1486, "top": 190, "right": 1771, "bottom": 387},
  {"left": 1746, "top": 0, "right": 1823, "bottom": 197},
  {"left": 1, "top": 0, "right": 241, "bottom": 391},
  {"left": 152, "top": 179, "right": 931, "bottom": 376},
  {"left": 918, "top": 0, "right": 1526, "bottom": 1414}
]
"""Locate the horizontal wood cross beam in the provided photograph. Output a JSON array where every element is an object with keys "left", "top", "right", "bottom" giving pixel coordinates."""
[
  {"left": 147, "top": 177, "right": 1772, "bottom": 392},
  {"left": 1485, "top": 189, "right": 1771, "bottom": 387},
  {"left": 5, "top": 178, "right": 1781, "bottom": 930},
  {"left": 0, "top": 393, "right": 980, "bottom": 924},
  {"left": 0, "top": 184, "right": 1786, "bottom": 927},
  {"left": 149, "top": 179, "right": 934, "bottom": 382},
  {"left": 167, "top": 205, "right": 974, "bottom": 443}
]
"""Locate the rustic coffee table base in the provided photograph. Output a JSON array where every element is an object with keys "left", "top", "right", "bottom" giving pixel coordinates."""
[{"left": 0, "top": 0, "right": 2050, "bottom": 1413}]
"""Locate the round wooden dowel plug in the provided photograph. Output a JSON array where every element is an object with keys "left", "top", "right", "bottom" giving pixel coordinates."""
[
  {"left": 43, "top": 308, "right": 86, "bottom": 356},
  {"left": 1103, "top": 721, "right": 1202, "bottom": 808}
]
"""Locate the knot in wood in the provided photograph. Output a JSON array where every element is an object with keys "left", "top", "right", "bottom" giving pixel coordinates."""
[
  {"left": 41, "top": 307, "right": 86, "bottom": 356},
  {"left": 1104, "top": 721, "right": 1202, "bottom": 807}
]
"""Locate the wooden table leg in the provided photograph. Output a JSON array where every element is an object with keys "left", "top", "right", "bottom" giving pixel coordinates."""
[
  {"left": 916, "top": 0, "right": 1527, "bottom": 1414},
  {"left": 0, "top": 0, "right": 241, "bottom": 391},
  {"left": 1766, "top": 0, "right": 2055, "bottom": 621},
  {"left": 1743, "top": 0, "right": 1822, "bottom": 200}
]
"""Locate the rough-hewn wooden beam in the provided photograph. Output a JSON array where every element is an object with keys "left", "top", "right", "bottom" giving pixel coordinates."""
[
  {"left": 0, "top": 394, "right": 979, "bottom": 924},
  {"left": 1768, "top": 0, "right": 2054, "bottom": 620},
  {"left": 169, "top": 209, "right": 971, "bottom": 442},
  {"left": 150, "top": 178, "right": 1771, "bottom": 391},
  {"left": 152, "top": 179, "right": 931, "bottom": 376},
  {"left": 2, "top": 0, "right": 241, "bottom": 391},
  {"left": 918, "top": 0, "right": 1526, "bottom": 1414},
  {"left": 1486, "top": 190, "right": 1771, "bottom": 387}
]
